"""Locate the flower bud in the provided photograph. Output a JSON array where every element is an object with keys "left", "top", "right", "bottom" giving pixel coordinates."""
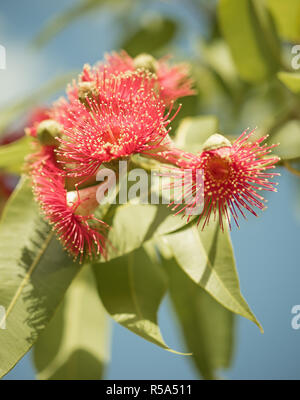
[
  {"left": 133, "top": 53, "right": 158, "bottom": 74},
  {"left": 202, "top": 133, "right": 232, "bottom": 151},
  {"left": 78, "top": 81, "right": 99, "bottom": 106},
  {"left": 67, "top": 184, "right": 101, "bottom": 216},
  {"left": 36, "top": 119, "right": 62, "bottom": 146}
]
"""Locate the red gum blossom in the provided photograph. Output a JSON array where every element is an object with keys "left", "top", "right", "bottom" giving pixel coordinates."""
[
  {"left": 52, "top": 71, "right": 179, "bottom": 177},
  {"left": 29, "top": 147, "right": 107, "bottom": 261},
  {"left": 168, "top": 129, "right": 280, "bottom": 230}
]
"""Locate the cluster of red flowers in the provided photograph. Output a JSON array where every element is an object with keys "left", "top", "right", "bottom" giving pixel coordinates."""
[{"left": 25, "top": 51, "right": 279, "bottom": 261}]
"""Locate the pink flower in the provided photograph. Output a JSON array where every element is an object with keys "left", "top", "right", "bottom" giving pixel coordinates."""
[
  {"left": 65, "top": 51, "right": 194, "bottom": 106},
  {"left": 53, "top": 70, "right": 177, "bottom": 177},
  {"left": 156, "top": 56, "right": 195, "bottom": 106},
  {"left": 169, "top": 129, "right": 280, "bottom": 230},
  {"left": 100, "top": 51, "right": 135, "bottom": 75},
  {"left": 99, "top": 51, "right": 194, "bottom": 105},
  {"left": 28, "top": 147, "right": 107, "bottom": 261}
]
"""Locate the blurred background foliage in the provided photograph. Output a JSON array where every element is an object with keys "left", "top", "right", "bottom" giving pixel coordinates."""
[
  {"left": 2, "top": 0, "right": 300, "bottom": 167},
  {"left": 1, "top": 0, "right": 300, "bottom": 380}
]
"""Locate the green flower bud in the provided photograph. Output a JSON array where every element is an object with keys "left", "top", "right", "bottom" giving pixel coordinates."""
[
  {"left": 133, "top": 53, "right": 158, "bottom": 74},
  {"left": 37, "top": 119, "right": 62, "bottom": 146},
  {"left": 78, "top": 81, "right": 99, "bottom": 107},
  {"left": 202, "top": 133, "right": 232, "bottom": 151}
]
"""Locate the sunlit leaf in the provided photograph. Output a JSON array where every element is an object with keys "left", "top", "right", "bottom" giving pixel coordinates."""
[
  {"left": 175, "top": 115, "right": 219, "bottom": 151},
  {"left": 103, "top": 203, "right": 195, "bottom": 261},
  {"left": 164, "top": 221, "right": 263, "bottom": 331},
  {"left": 33, "top": 265, "right": 110, "bottom": 380},
  {"left": 162, "top": 252, "right": 235, "bottom": 379},
  {"left": 272, "top": 120, "right": 300, "bottom": 161},
  {"left": 93, "top": 245, "right": 184, "bottom": 353},
  {"left": 0, "top": 136, "right": 32, "bottom": 175},
  {"left": 199, "top": 39, "right": 243, "bottom": 95},
  {"left": 267, "top": 0, "right": 300, "bottom": 42},
  {"left": 278, "top": 72, "right": 300, "bottom": 94},
  {"left": 0, "top": 177, "right": 81, "bottom": 378},
  {"left": 202, "top": 39, "right": 236, "bottom": 80},
  {"left": 218, "top": 0, "right": 281, "bottom": 83}
]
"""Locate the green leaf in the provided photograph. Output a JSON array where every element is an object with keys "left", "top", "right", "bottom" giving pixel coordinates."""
[
  {"left": 33, "top": 265, "right": 110, "bottom": 380},
  {"left": 0, "top": 177, "right": 81, "bottom": 377},
  {"left": 175, "top": 115, "right": 219, "bottom": 152},
  {"left": 105, "top": 204, "right": 157, "bottom": 260},
  {"left": 0, "top": 136, "right": 32, "bottom": 175},
  {"left": 218, "top": 0, "right": 281, "bottom": 83},
  {"left": 0, "top": 73, "right": 76, "bottom": 136},
  {"left": 272, "top": 120, "right": 300, "bottom": 161},
  {"left": 164, "top": 221, "right": 263, "bottom": 332},
  {"left": 93, "top": 166, "right": 194, "bottom": 262},
  {"left": 104, "top": 203, "right": 195, "bottom": 261},
  {"left": 278, "top": 72, "right": 300, "bottom": 94},
  {"left": 163, "top": 254, "right": 235, "bottom": 380},
  {"left": 200, "top": 40, "right": 240, "bottom": 90},
  {"left": 170, "top": 95, "right": 200, "bottom": 133},
  {"left": 122, "top": 17, "right": 177, "bottom": 57},
  {"left": 93, "top": 245, "right": 184, "bottom": 353},
  {"left": 267, "top": 0, "right": 300, "bottom": 42}
]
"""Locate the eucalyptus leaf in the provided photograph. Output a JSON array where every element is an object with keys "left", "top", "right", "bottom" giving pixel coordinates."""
[
  {"left": 175, "top": 115, "right": 219, "bottom": 152},
  {"left": 0, "top": 136, "right": 32, "bottom": 175},
  {"left": 93, "top": 245, "right": 185, "bottom": 353},
  {"left": 164, "top": 221, "right": 263, "bottom": 332},
  {"left": 218, "top": 0, "right": 281, "bottom": 83},
  {"left": 272, "top": 120, "right": 300, "bottom": 161},
  {"left": 200, "top": 40, "right": 240, "bottom": 91},
  {"left": 163, "top": 254, "right": 235, "bottom": 380},
  {"left": 33, "top": 265, "right": 110, "bottom": 380},
  {"left": 104, "top": 203, "right": 195, "bottom": 261},
  {"left": 278, "top": 72, "right": 300, "bottom": 94},
  {"left": 267, "top": 0, "right": 300, "bottom": 42},
  {"left": 0, "top": 177, "right": 81, "bottom": 378},
  {"left": 171, "top": 95, "right": 200, "bottom": 133}
]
